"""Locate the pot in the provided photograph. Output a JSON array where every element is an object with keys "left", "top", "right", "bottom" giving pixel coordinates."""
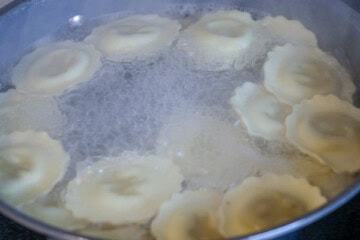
[{"left": 0, "top": 0, "right": 359, "bottom": 239}]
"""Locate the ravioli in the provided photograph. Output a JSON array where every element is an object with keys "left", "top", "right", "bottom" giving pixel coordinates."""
[
  {"left": 264, "top": 44, "right": 355, "bottom": 105},
  {"left": 230, "top": 82, "right": 291, "bottom": 140},
  {"left": 65, "top": 151, "right": 183, "bottom": 224},
  {"left": 85, "top": 15, "right": 180, "bottom": 62},
  {"left": 22, "top": 200, "right": 87, "bottom": 231},
  {"left": 177, "top": 10, "right": 256, "bottom": 70},
  {"left": 221, "top": 174, "right": 326, "bottom": 237},
  {"left": 286, "top": 94, "right": 360, "bottom": 173},
  {"left": 12, "top": 41, "right": 102, "bottom": 96},
  {"left": 151, "top": 190, "right": 224, "bottom": 240},
  {"left": 260, "top": 16, "right": 318, "bottom": 46},
  {"left": 0, "top": 131, "right": 69, "bottom": 206}
]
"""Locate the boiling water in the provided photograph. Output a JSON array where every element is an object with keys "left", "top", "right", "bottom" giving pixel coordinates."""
[{"left": 0, "top": 4, "right": 356, "bottom": 239}]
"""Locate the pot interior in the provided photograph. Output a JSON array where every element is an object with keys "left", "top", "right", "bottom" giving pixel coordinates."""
[{"left": 0, "top": 1, "right": 359, "bottom": 240}]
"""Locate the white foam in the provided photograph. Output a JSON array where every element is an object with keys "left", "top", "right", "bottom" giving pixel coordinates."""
[{"left": 0, "top": 90, "right": 64, "bottom": 136}]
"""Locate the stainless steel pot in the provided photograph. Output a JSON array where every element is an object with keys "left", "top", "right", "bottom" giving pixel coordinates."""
[{"left": 0, "top": 0, "right": 359, "bottom": 239}]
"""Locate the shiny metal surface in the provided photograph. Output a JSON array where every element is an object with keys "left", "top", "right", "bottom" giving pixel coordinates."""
[
  {"left": 0, "top": 0, "right": 360, "bottom": 239},
  {"left": 0, "top": 0, "right": 15, "bottom": 9},
  {"left": 0, "top": 0, "right": 21, "bottom": 14}
]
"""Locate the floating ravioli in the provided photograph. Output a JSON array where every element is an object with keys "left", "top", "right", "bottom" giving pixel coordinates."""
[
  {"left": 12, "top": 41, "right": 102, "bottom": 96},
  {"left": 0, "top": 89, "right": 63, "bottom": 134},
  {"left": 151, "top": 190, "right": 224, "bottom": 240},
  {"left": 177, "top": 10, "right": 256, "bottom": 70},
  {"left": 221, "top": 174, "right": 326, "bottom": 237},
  {"left": 85, "top": 15, "right": 180, "bottom": 62},
  {"left": 259, "top": 16, "right": 318, "bottom": 46},
  {"left": 285, "top": 94, "right": 360, "bottom": 173},
  {"left": 0, "top": 131, "right": 69, "bottom": 206},
  {"left": 264, "top": 44, "right": 355, "bottom": 105},
  {"left": 22, "top": 200, "right": 87, "bottom": 231},
  {"left": 65, "top": 151, "right": 183, "bottom": 224},
  {"left": 230, "top": 82, "right": 291, "bottom": 140}
]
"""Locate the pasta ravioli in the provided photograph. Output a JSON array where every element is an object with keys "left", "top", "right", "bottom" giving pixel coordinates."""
[
  {"left": 65, "top": 152, "right": 183, "bottom": 224},
  {"left": 151, "top": 190, "right": 223, "bottom": 240},
  {"left": 177, "top": 10, "right": 256, "bottom": 70},
  {"left": 0, "top": 131, "right": 69, "bottom": 205},
  {"left": 260, "top": 16, "right": 318, "bottom": 46},
  {"left": 22, "top": 200, "right": 87, "bottom": 230},
  {"left": 286, "top": 95, "right": 360, "bottom": 173},
  {"left": 230, "top": 82, "right": 291, "bottom": 140},
  {"left": 264, "top": 44, "right": 355, "bottom": 105},
  {"left": 12, "top": 41, "right": 101, "bottom": 96},
  {"left": 221, "top": 174, "right": 326, "bottom": 237},
  {"left": 85, "top": 15, "right": 180, "bottom": 62}
]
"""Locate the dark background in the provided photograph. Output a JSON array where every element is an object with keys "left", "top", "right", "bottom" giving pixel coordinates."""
[{"left": 0, "top": 0, "right": 360, "bottom": 239}]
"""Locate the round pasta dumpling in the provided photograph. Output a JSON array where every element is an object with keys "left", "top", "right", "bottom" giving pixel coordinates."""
[
  {"left": 65, "top": 151, "right": 184, "bottom": 224},
  {"left": 151, "top": 190, "right": 224, "bottom": 240},
  {"left": 264, "top": 44, "right": 355, "bottom": 105},
  {"left": 12, "top": 41, "right": 102, "bottom": 96},
  {"left": 22, "top": 200, "right": 87, "bottom": 231},
  {"left": 221, "top": 174, "right": 326, "bottom": 237},
  {"left": 230, "top": 82, "right": 291, "bottom": 140},
  {"left": 285, "top": 94, "right": 360, "bottom": 173},
  {"left": 259, "top": 16, "right": 318, "bottom": 47},
  {"left": 0, "top": 131, "right": 69, "bottom": 206},
  {"left": 85, "top": 15, "right": 181, "bottom": 62},
  {"left": 177, "top": 10, "right": 256, "bottom": 70}
]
